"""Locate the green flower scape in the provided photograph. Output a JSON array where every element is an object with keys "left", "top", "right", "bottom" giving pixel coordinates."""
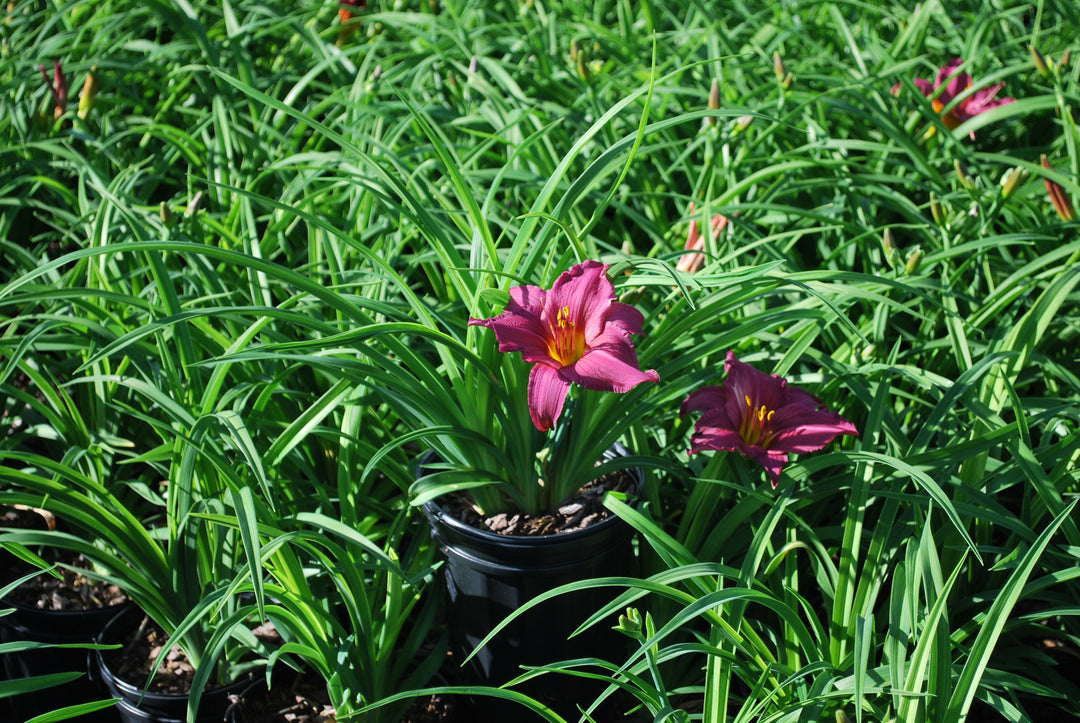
[{"left": 0, "top": 0, "right": 1078, "bottom": 721}]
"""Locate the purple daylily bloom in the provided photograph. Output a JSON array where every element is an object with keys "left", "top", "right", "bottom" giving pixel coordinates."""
[
  {"left": 895, "top": 59, "right": 1014, "bottom": 139},
  {"left": 682, "top": 351, "right": 857, "bottom": 487},
  {"left": 469, "top": 260, "right": 660, "bottom": 431}
]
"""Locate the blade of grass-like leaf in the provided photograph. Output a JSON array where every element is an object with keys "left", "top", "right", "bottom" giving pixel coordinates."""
[
  {"left": 841, "top": 450, "right": 981, "bottom": 563},
  {"left": 942, "top": 499, "right": 1079, "bottom": 723},
  {"left": 227, "top": 485, "right": 264, "bottom": 622},
  {"left": 25, "top": 699, "right": 122, "bottom": 723},
  {"left": 0, "top": 672, "right": 87, "bottom": 699},
  {"left": 896, "top": 543, "right": 967, "bottom": 723}
]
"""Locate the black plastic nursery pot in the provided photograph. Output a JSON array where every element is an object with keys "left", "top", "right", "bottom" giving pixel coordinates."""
[
  {"left": 92, "top": 606, "right": 252, "bottom": 723},
  {"left": 0, "top": 594, "right": 130, "bottom": 722},
  {"left": 420, "top": 447, "right": 642, "bottom": 718}
]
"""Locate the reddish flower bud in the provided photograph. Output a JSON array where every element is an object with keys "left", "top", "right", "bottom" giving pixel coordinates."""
[{"left": 1041, "top": 155, "right": 1076, "bottom": 222}]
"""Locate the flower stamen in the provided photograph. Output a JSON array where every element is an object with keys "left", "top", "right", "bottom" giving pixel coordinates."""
[
  {"left": 548, "top": 305, "right": 585, "bottom": 365},
  {"left": 739, "top": 395, "right": 776, "bottom": 448}
]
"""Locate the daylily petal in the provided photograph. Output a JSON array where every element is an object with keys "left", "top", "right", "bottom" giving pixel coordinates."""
[
  {"left": 784, "top": 383, "right": 825, "bottom": 411},
  {"left": 760, "top": 450, "right": 788, "bottom": 488},
  {"left": 913, "top": 78, "right": 934, "bottom": 97},
  {"left": 723, "top": 352, "right": 785, "bottom": 411},
  {"left": 768, "top": 405, "right": 860, "bottom": 454},
  {"left": 563, "top": 346, "right": 659, "bottom": 393},
  {"left": 935, "top": 59, "right": 970, "bottom": 102},
  {"left": 596, "top": 301, "right": 647, "bottom": 340},
  {"left": 688, "top": 425, "right": 746, "bottom": 455},
  {"left": 527, "top": 364, "right": 572, "bottom": 431},
  {"left": 543, "top": 260, "right": 613, "bottom": 342},
  {"left": 682, "top": 385, "right": 726, "bottom": 416},
  {"left": 469, "top": 285, "right": 552, "bottom": 362}
]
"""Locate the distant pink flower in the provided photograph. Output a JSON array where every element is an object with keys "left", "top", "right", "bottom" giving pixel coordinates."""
[
  {"left": 470, "top": 260, "right": 659, "bottom": 431},
  {"left": 682, "top": 351, "right": 857, "bottom": 487},
  {"left": 894, "top": 59, "right": 1014, "bottom": 138},
  {"left": 678, "top": 203, "right": 729, "bottom": 274}
]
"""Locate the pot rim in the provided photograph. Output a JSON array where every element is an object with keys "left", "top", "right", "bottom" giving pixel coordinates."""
[
  {"left": 418, "top": 442, "right": 643, "bottom": 545},
  {"left": 93, "top": 605, "right": 252, "bottom": 703}
]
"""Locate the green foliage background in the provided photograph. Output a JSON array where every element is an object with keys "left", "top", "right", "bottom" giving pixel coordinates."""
[{"left": 1, "top": 0, "right": 1078, "bottom": 721}]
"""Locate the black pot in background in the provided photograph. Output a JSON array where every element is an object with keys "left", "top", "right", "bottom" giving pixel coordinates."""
[
  {"left": 92, "top": 606, "right": 251, "bottom": 723},
  {"left": 420, "top": 445, "right": 641, "bottom": 719},
  {"left": 0, "top": 595, "right": 128, "bottom": 722}
]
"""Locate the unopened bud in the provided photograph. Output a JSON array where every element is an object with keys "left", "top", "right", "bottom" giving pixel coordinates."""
[
  {"left": 707, "top": 78, "right": 721, "bottom": 126},
  {"left": 773, "top": 51, "right": 786, "bottom": 82},
  {"left": 1000, "top": 166, "right": 1027, "bottom": 199},
  {"left": 734, "top": 114, "right": 753, "bottom": 133},
  {"left": 1031, "top": 45, "right": 1051, "bottom": 78},
  {"left": 1060, "top": 49, "right": 1071, "bottom": 71},
  {"left": 39, "top": 59, "right": 68, "bottom": 120},
  {"left": 574, "top": 41, "right": 590, "bottom": 81},
  {"left": 160, "top": 202, "right": 176, "bottom": 228},
  {"left": 954, "top": 159, "right": 975, "bottom": 190},
  {"left": 1041, "top": 154, "right": 1076, "bottom": 222},
  {"left": 905, "top": 246, "right": 923, "bottom": 275},
  {"left": 929, "top": 192, "right": 945, "bottom": 227},
  {"left": 614, "top": 607, "right": 643, "bottom": 637},
  {"left": 184, "top": 191, "right": 204, "bottom": 220},
  {"left": 365, "top": 64, "right": 382, "bottom": 93},
  {"left": 77, "top": 65, "right": 98, "bottom": 120},
  {"left": 881, "top": 228, "right": 900, "bottom": 268}
]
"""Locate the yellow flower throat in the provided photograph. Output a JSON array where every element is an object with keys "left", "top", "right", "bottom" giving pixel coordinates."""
[
  {"left": 739, "top": 394, "right": 776, "bottom": 447},
  {"left": 548, "top": 305, "right": 587, "bottom": 366}
]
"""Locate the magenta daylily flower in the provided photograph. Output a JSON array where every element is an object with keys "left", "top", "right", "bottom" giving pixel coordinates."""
[
  {"left": 469, "top": 260, "right": 660, "bottom": 431},
  {"left": 682, "top": 351, "right": 857, "bottom": 487},
  {"left": 895, "top": 59, "right": 1014, "bottom": 139}
]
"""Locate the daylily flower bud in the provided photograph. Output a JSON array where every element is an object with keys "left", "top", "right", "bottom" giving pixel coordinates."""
[
  {"left": 77, "top": 65, "right": 98, "bottom": 120},
  {"left": 773, "top": 51, "right": 786, "bottom": 82},
  {"left": 576, "top": 50, "right": 590, "bottom": 81},
  {"left": 39, "top": 60, "right": 68, "bottom": 120},
  {"left": 706, "top": 78, "right": 721, "bottom": 126},
  {"left": 1060, "top": 49, "right": 1071, "bottom": 71},
  {"left": 1000, "top": 166, "right": 1027, "bottom": 199},
  {"left": 881, "top": 228, "right": 900, "bottom": 268},
  {"left": 1031, "top": 45, "right": 1051, "bottom": 78},
  {"left": 734, "top": 114, "right": 754, "bottom": 133},
  {"left": 1041, "top": 154, "right": 1076, "bottom": 222},
  {"left": 905, "top": 246, "right": 923, "bottom": 275},
  {"left": 614, "top": 607, "right": 642, "bottom": 637},
  {"left": 773, "top": 52, "right": 793, "bottom": 90},
  {"left": 160, "top": 201, "right": 176, "bottom": 228},
  {"left": 365, "top": 64, "right": 382, "bottom": 93},
  {"left": 954, "top": 159, "right": 975, "bottom": 190},
  {"left": 184, "top": 191, "right": 204, "bottom": 220},
  {"left": 929, "top": 192, "right": 945, "bottom": 227},
  {"left": 678, "top": 203, "right": 728, "bottom": 274}
]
